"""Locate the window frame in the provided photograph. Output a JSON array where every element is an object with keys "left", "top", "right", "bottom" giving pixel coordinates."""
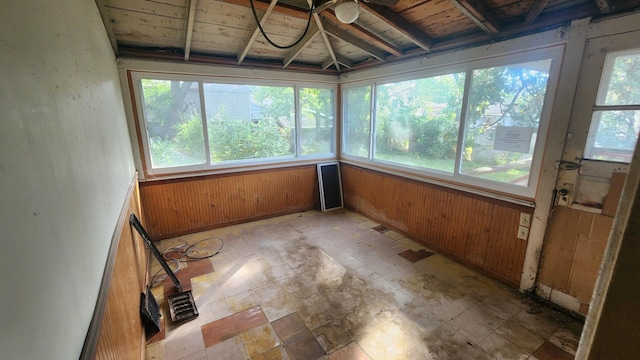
[
  {"left": 584, "top": 48, "right": 640, "bottom": 162},
  {"left": 340, "top": 46, "right": 564, "bottom": 199},
  {"left": 130, "top": 71, "right": 338, "bottom": 177}
]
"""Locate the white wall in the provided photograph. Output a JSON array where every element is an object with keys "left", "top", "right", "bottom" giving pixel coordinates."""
[{"left": 0, "top": 1, "right": 135, "bottom": 359}]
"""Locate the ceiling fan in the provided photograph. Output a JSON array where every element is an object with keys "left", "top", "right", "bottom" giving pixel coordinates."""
[{"left": 314, "top": 0, "right": 400, "bottom": 24}]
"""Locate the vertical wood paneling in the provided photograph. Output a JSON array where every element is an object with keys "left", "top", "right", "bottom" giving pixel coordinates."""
[
  {"left": 140, "top": 166, "right": 319, "bottom": 239},
  {"left": 94, "top": 178, "right": 146, "bottom": 360},
  {"left": 341, "top": 164, "right": 530, "bottom": 287}
]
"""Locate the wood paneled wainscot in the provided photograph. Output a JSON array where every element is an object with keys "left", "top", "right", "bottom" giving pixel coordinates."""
[
  {"left": 341, "top": 164, "right": 532, "bottom": 287},
  {"left": 83, "top": 175, "right": 147, "bottom": 359},
  {"left": 140, "top": 165, "right": 320, "bottom": 239}
]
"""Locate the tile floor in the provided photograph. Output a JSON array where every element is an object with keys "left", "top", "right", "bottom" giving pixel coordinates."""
[{"left": 144, "top": 210, "right": 582, "bottom": 360}]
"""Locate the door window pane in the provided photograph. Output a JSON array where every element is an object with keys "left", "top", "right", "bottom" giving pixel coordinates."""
[
  {"left": 587, "top": 49, "right": 640, "bottom": 162},
  {"left": 140, "top": 79, "right": 205, "bottom": 168},
  {"left": 204, "top": 84, "right": 295, "bottom": 162},
  {"left": 596, "top": 49, "right": 640, "bottom": 106},
  {"left": 461, "top": 59, "right": 552, "bottom": 186},
  {"left": 343, "top": 85, "right": 372, "bottom": 158},
  {"left": 586, "top": 110, "right": 640, "bottom": 162},
  {"left": 300, "top": 88, "right": 335, "bottom": 155},
  {"left": 374, "top": 73, "right": 465, "bottom": 173}
]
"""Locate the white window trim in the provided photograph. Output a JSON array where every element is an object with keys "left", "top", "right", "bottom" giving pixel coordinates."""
[{"left": 340, "top": 46, "right": 564, "bottom": 199}]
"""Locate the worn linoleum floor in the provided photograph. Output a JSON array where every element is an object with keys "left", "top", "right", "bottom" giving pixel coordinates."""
[{"left": 145, "top": 210, "right": 582, "bottom": 360}]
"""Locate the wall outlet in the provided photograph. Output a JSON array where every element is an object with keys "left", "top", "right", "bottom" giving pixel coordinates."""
[
  {"left": 519, "top": 213, "right": 531, "bottom": 227},
  {"left": 517, "top": 225, "right": 529, "bottom": 240}
]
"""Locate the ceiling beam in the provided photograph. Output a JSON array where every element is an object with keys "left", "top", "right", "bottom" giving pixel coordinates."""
[
  {"left": 313, "top": 13, "right": 341, "bottom": 72},
  {"left": 321, "top": 53, "right": 353, "bottom": 70},
  {"left": 184, "top": 0, "right": 198, "bottom": 61},
  {"left": 221, "top": 0, "right": 309, "bottom": 19},
  {"left": 321, "top": 57, "right": 335, "bottom": 70},
  {"left": 238, "top": 0, "right": 279, "bottom": 64},
  {"left": 322, "top": 10, "right": 403, "bottom": 57},
  {"left": 449, "top": 0, "right": 501, "bottom": 33},
  {"left": 307, "top": 0, "right": 340, "bottom": 71},
  {"left": 95, "top": 0, "right": 119, "bottom": 55},
  {"left": 359, "top": 3, "right": 433, "bottom": 51},
  {"left": 525, "top": 0, "right": 549, "bottom": 25},
  {"left": 313, "top": 0, "right": 337, "bottom": 14},
  {"left": 431, "top": 2, "right": 596, "bottom": 54},
  {"left": 322, "top": 19, "right": 388, "bottom": 61},
  {"left": 283, "top": 23, "right": 319, "bottom": 68},
  {"left": 336, "top": 54, "right": 353, "bottom": 69}
]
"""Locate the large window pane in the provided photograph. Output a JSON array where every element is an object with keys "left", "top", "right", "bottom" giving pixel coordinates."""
[
  {"left": 343, "top": 85, "right": 372, "bottom": 158},
  {"left": 461, "top": 60, "right": 552, "bottom": 186},
  {"left": 204, "top": 84, "right": 295, "bottom": 162},
  {"left": 374, "top": 73, "right": 465, "bottom": 173},
  {"left": 140, "top": 79, "right": 205, "bottom": 168},
  {"left": 300, "top": 88, "right": 334, "bottom": 155}
]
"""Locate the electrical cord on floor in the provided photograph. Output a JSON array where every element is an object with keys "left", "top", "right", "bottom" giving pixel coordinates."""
[{"left": 149, "top": 237, "right": 224, "bottom": 288}]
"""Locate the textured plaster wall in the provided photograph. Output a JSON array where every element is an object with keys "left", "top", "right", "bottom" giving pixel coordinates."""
[{"left": 0, "top": 0, "right": 135, "bottom": 358}]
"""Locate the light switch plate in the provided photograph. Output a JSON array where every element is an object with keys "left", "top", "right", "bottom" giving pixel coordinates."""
[
  {"left": 517, "top": 225, "right": 529, "bottom": 240},
  {"left": 519, "top": 213, "right": 531, "bottom": 227}
]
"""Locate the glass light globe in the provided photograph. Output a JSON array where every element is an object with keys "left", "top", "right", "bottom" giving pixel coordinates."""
[{"left": 335, "top": 1, "right": 359, "bottom": 24}]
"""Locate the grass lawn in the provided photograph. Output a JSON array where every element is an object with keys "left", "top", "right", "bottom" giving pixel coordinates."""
[{"left": 376, "top": 151, "right": 529, "bottom": 184}]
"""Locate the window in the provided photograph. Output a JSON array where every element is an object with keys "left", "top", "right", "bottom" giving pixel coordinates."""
[
  {"left": 343, "top": 85, "right": 372, "bottom": 158},
  {"left": 133, "top": 73, "right": 336, "bottom": 175},
  {"left": 204, "top": 84, "right": 295, "bottom": 162},
  {"left": 341, "top": 48, "right": 561, "bottom": 198},
  {"left": 374, "top": 73, "right": 465, "bottom": 174},
  {"left": 585, "top": 49, "right": 640, "bottom": 162},
  {"left": 300, "top": 87, "right": 335, "bottom": 155},
  {"left": 140, "top": 79, "right": 205, "bottom": 168},
  {"left": 461, "top": 60, "right": 552, "bottom": 187}
]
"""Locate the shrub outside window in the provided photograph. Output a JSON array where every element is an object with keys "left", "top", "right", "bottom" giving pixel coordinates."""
[
  {"left": 134, "top": 73, "right": 336, "bottom": 175},
  {"left": 341, "top": 48, "right": 561, "bottom": 198}
]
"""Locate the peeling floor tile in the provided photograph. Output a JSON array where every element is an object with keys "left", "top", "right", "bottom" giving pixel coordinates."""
[{"left": 145, "top": 210, "right": 582, "bottom": 360}]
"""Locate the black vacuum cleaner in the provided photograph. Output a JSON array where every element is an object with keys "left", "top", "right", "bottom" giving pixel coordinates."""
[{"left": 130, "top": 214, "right": 199, "bottom": 332}]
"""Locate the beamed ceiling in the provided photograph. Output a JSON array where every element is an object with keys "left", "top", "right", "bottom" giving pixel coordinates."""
[{"left": 96, "top": 0, "right": 640, "bottom": 74}]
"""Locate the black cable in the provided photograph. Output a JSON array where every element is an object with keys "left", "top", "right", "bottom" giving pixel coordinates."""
[
  {"left": 249, "top": 0, "right": 316, "bottom": 50},
  {"left": 182, "top": 237, "right": 225, "bottom": 261},
  {"left": 149, "top": 237, "right": 224, "bottom": 287},
  {"left": 162, "top": 237, "right": 224, "bottom": 262}
]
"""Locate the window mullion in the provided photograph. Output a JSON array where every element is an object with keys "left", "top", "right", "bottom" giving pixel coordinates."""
[
  {"left": 370, "top": 83, "right": 376, "bottom": 161},
  {"left": 454, "top": 70, "right": 473, "bottom": 176},
  {"left": 199, "top": 82, "right": 212, "bottom": 165},
  {"left": 295, "top": 86, "right": 301, "bottom": 158}
]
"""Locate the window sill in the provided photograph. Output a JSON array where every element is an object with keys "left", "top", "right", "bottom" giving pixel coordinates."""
[
  {"left": 139, "top": 156, "right": 336, "bottom": 182},
  {"left": 339, "top": 158, "right": 536, "bottom": 209}
]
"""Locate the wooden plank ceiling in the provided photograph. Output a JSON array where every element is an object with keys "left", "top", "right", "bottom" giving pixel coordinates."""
[{"left": 96, "top": 0, "right": 640, "bottom": 74}]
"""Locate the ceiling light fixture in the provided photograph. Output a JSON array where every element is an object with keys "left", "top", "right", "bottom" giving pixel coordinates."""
[{"left": 335, "top": 0, "right": 359, "bottom": 24}]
